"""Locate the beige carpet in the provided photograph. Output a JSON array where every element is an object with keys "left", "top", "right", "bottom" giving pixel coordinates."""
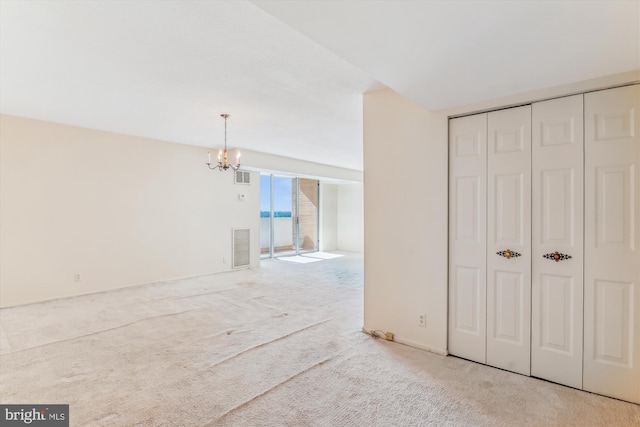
[{"left": 1, "top": 253, "right": 638, "bottom": 426}]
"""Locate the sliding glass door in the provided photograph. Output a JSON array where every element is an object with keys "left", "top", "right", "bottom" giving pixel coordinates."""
[
  {"left": 260, "top": 175, "right": 272, "bottom": 258},
  {"left": 273, "top": 176, "right": 297, "bottom": 256},
  {"left": 260, "top": 174, "right": 318, "bottom": 259}
]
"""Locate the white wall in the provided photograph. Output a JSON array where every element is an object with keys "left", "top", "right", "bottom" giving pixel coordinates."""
[
  {"left": 337, "top": 182, "right": 363, "bottom": 252},
  {"left": 0, "top": 115, "right": 255, "bottom": 307},
  {"left": 363, "top": 90, "right": 449, "bottom": 353},
  {"left": 0, "top": 114, "right": 367, "bottom": 308},
  {"left": 363, "top": 71, "right": 640, "bottom": 355}
]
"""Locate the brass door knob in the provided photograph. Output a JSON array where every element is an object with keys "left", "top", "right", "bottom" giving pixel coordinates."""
[
  {"left": 497, "top": 249, "right": 522, "bottom": 259},
  {"left": 543, "top": 251, "right": 572, "bottom": 262}
]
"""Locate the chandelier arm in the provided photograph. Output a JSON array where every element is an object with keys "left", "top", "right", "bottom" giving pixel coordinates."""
[{"left": 205, "top": 163, "right": 241, "bottom": 171}]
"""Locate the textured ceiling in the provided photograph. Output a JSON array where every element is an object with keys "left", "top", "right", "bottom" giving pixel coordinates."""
[
  {"left": 0, "top": 1, "right": 378, "bottom": 171},
  {"left": 2, "top": 1, "right": 638, "bottom": 172}
]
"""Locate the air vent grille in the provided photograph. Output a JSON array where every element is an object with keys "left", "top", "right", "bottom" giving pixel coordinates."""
[
  {"left": 235, "top": 170, "right": 251, "bottom": 184},
  {"left": 233, "top": 228, "right": 250, "bottom": 269}
]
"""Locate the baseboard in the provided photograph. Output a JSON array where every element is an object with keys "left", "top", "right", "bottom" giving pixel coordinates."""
[{"left": 393, "top": 336, "right": 449, "bottom": 356}]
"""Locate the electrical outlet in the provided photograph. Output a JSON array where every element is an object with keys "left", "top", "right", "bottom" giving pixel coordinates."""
[
  {"left": 223, "top": 257, "right": 228, "bottom": 264},
  {"left": 418, "top": 314, "right": 426, "bottom": 327},
  {"left": 74, "top": 274, "right": 81, "bottom": 282}
]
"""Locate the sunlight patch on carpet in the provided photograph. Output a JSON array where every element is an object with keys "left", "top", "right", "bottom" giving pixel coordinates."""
[
  {"left": 277, "top": 256, "right": 322, "bottom": 264},
  {"left": 303, "top": 252, "right": 344, "bottom": 260}
]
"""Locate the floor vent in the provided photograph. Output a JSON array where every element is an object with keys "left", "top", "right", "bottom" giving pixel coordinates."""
[{"left": 233, "top": 228, "right": 250, "bottom": 269}]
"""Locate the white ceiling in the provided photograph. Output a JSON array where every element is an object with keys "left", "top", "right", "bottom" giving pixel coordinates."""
[
  {"left": 0, "top": 1, "right": 378, "bottom": 170},
  {"left": 1, "top": 1, "right": 638, "bottom": 171},
  {"left": 256, "top": 0, "right": 640, "bottom": 111}
]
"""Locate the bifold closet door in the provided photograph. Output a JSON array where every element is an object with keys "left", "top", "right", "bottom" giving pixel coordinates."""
[
  {"left": 448, "top": 113, "right": 487, "bottom": 364},
  {"left": 584, "top": 84, "right": 640, "bottom": 404},
  {"left": 531, "top": 95, "right": 584, "bottom": 389},
  {"left": 486, "top": 106, "right": 532, "bottom": 375}
]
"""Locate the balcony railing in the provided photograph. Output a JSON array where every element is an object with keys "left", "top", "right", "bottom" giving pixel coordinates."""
[{"left": 260, "top": 216, "right": 316, "bottom": 255}]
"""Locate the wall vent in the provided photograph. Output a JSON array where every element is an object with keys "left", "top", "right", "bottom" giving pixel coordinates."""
[
  {"left": 232, "top": 228, "right": 251, "bottom": 269},
  {"left": 235, "top": 170, "right": 251, "bottom": 185}
]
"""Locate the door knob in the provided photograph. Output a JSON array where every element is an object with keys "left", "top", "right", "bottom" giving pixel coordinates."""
[
  {"left": 543, "top": 251, "right": 572, "bottom": 262},
  {"left": 497, "top": 249, "right": 521, "bottom": 259}
]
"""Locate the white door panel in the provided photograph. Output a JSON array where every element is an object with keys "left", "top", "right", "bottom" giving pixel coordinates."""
[
  {"left": 493, "top": 270, "right": 525, "bottom": 343},
  {"left": 593, "top": 280, "right": 633, "bottom": 367},
  {"left": 584, "top": 85, "right": 640, "bottom": 403},
  {"left": 539, "top": 273, "right": 575, "bottom": 353},
  {"left": 487, "top": 106, "right": 531, "bottom": 376},
  {"left": 448, "top": 114, "right": 487, "bottom": 364},
  {"left": 494, "top": 173, "right": 525, "bottom": 244},
  {"left": 595, "top": 166, "right": 634, "bottom": 248},
  {"left": 532, "top": 94, "right": 584, "bottom": 389}
]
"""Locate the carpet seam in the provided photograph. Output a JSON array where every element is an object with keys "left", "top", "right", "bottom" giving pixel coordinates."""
[
  {"left": 208, "top": 339, "right": 367, "bottom": 426},
  {"left": 205, "top": 318, "right": 333, "bottom": 369}
]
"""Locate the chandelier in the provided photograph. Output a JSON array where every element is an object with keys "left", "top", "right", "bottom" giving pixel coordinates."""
[{"left": 207, "top": 113, "right": 241, "bottom": 171}]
